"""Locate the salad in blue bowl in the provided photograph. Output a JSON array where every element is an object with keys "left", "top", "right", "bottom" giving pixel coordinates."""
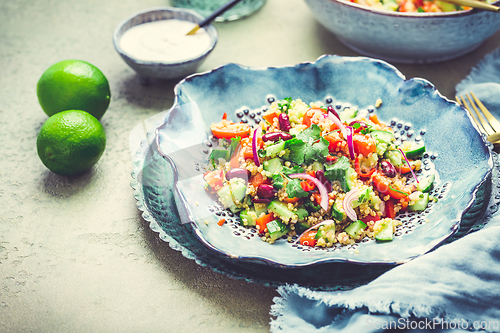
[{"left": 155, "top": 55, "right": 492, "bottom": 268}]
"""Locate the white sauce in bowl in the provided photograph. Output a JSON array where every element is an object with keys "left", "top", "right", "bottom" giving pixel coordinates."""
[{"left": 119, "top": 19, "right": 212, "bottom": 63}]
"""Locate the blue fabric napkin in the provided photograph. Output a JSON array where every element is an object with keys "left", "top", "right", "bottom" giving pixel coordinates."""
[{"left": 270, "top": 48, "right": 500, "bottom": 333}]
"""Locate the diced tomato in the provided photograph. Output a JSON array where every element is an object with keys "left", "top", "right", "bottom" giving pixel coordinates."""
[
  {"left": 203, "top": 170, "right": 224, "bottom": 190},
  {"left": 211, "top": 119, "right": 251, "bottom": 139},
  {"left": 262, "top": 111, "right": 279, "bottom": 124},
  {"left": 395, "top": 163, "right": 416, "bottom": 174},
  {"left": 324, "top": 133, "right": 343, "bottom": 153},
  {"left": 283, "top": 196, "right": 300, "bottom": 204},
  {"left": 240, "top": 136, "right": 262, "bottom": 160},
  {"left": 388, "top": 186, "right": 409, "bottom": 200},
  {"left": 385, "top": 199, "right": 396, "bottom": 219},
  {"left": 217, "top": 219, "right": 226, "bottom": 226},
  {"left": 256, "top": 213, "right": 275, "bottom": 234},
  {"left": 361, "top": 214, "right": 380, "bottom": 224},
  {"left": 400, "top": 196, "right": 410, "bottom": 211},
  {"left": 299, "top": 230, "right": 317, "bottom": 246},
  {"left": 326, "top": 155, "right": 338, "bottom": 163},
  {"left": 369, "top": 114, "right": 381, "bottom": 125},
  {"left": 302, "top": 108, "right": 325, "bottom": 128},
  {"left": 353, "top": 133, "right": 377, "bottom": 157},
  {"left": 249, "top": 172, "right": 269, "bottom": 188},
  {"left": 371, "top": 171, "right": 408, "bottom": 200},
  {"left": 229, "top": 143, "right": 241, "bottom": 168},
  {"left": 311, "top": 192, "right": 322, "bottom": 206}
]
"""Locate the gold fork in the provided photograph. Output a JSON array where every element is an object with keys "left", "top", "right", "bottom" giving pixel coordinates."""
[{"left": 456, "top": 92, "right": 500, "bottom": 144}]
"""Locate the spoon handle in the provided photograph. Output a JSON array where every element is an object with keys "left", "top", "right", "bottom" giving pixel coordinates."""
[{"left": 187, "top": 0, "right": 245, "bottom": 35}]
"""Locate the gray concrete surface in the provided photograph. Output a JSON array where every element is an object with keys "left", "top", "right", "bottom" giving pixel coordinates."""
[{"left": 2, "top": 0, "right": 500, "bottom": 331}]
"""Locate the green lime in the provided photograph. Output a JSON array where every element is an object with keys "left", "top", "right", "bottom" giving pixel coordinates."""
[
  {"left": 36, "top": 60, "right": 111, "bottom": 120},
  {"left": 37, "top": 110, "right": 106, "bottom": 176}
]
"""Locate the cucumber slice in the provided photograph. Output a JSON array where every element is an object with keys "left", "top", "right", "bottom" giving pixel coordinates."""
[
  {"left": 268, "top": 200, "right": 296, "bottom": 220},
  {"left": 375, "top": 220, "right": 393, "bottom": 242},
  {"left": 384, "top": 149, "right": 402, "bottom": 166},
  {"left": 265, "top": 141, "right": 286, "bottom": 157},
  {"left": 376, "top": 142, "right": 388, "bottom": 156},
  {"left": 331, "top": 202, "right": 346, "bottom": 222},
  {"left": 230, "top": 179, "right": 247, "bottom": 203},
  {"left": 254, "top": 203, "right": 268, "bottom": 217},
  {"left": 402, "top": 142, "right": 426, "bottom": 159},
  {"left": 409, "top": 193, "right": 429, "bottom": 211},
  {"left": 266, "top": 220, "right": 290, "bottom": 241},
  {"left": 371, "top": 130, "right": 394, "bottom": 144},
  {"left": 239, "top": 210, "right": 257, "bottom": 227},
  {"left": 416, "top": 174, "right": 435, "bottom": 193},
  {"left": 311, "top": 161, "right": 324, "bottom": 172},
  {"left": 345, "top": 220, "right": 367, "bottom": 239},
  {"left": 217, "top": 184, "right": 237, "bottom": 210},
  {"left": 263, "top": 157, "right": 283, "bottom": 174},
  {"left": 339, "top": 108, "right": 357, "bottom": 121},
  {"left": 314, "top": 222, "right": 336, "bottom": 242}
]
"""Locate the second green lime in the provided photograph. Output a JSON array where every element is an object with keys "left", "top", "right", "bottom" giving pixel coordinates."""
[{"left": 37, "top": 110, "right": 106, "bottom": 176}]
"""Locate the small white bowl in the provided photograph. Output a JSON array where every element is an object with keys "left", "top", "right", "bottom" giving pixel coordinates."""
[{"left": 113, "top": 7, "right": 218, "bottom": 80}]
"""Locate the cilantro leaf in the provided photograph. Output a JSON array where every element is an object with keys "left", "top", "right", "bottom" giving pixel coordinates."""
[
  {"left": 303, "top": 137, "right": 329, "bottom": 164},
  {"left": 209, "top": 137, "right": 241, "bottom": 163},
  {"left": 272, "top": 173, "right": 284, "bottom": 189},
  {"left": 296, "top": 124, "right": 322, "bottom": 144},
  {"left": 286, "top": 179, "right": 309, "bottom": 199},
  {"left": 282, "top": 138, "right": 307, "bottom": 164},
  {"left": 282, "top": 165, "right": 305, "bottom": 175},
  {"left": 278, "top": 97, "right": 292, "bottom": 113}
]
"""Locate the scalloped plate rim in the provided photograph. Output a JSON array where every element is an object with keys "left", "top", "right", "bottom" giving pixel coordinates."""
[{"left": 156, "top": 54, "right": 493, "bottom": 268}]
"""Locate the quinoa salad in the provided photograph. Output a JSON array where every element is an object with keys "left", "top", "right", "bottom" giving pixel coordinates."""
[{"left": 203, "top": 98, "right": 435, "bottom": 248}]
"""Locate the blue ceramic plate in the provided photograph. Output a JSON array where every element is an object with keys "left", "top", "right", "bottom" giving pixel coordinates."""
[{"left": 155, "top": 55, "right": 492, "bottom": 267}]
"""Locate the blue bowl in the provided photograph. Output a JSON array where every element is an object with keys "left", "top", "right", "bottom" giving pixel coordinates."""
[
  {"left": 154, "top": 55, "right": 492, "bottom": 268},
  {"left": 304, "top": 0, "right": 500, "bottom": 64},
  {"left": 113, "top": 7, "right": 218, "bottom": 80}
]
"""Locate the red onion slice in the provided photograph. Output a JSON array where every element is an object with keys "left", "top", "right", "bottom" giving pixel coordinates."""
[
  {"left": 252, "top": 126, "right": 262, "bottom": 167},
  {"left": 398, "top": 148, "right": 419, "bottom": 183},
  {"left": 343, "top": 188, "right": 359, "bottom": 221},
  {"left": 346, "top": 126, "right": 355, "bottom": 159},
  {"left": 327, "top": 112, "right": 347, "bottom": 139},
  {"left": 294, "top": 220, "right": 335, "bottom": 245},
  {"left": 289, "top": 173, "right": 329, "bottom": 211}
]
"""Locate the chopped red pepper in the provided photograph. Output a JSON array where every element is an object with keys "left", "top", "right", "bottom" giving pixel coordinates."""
[
  {"left": 256, "top": 213, "right": 274, "bottom": 234},
  {"left": 385, "top": 199, "right": 397, "bottom": 219},
  {"left": 301, "top": 181, "right": 315, "bottom": 192},
  {"left": 217, "top": 219, "right": 226, "bottom": 226},
  {"left": 222, "top": 112, "right": 228, "bottom": 120},
  {"left": 299, "top": 230, "right": 318, "bottom": 247}
]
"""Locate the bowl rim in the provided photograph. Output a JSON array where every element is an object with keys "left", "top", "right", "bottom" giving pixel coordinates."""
[
  {"left": 112, "top": 6, "right": 218, "bottom": 67},
  {"left": 316, "top": 0, "right": 500, "bottom": 17}
]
